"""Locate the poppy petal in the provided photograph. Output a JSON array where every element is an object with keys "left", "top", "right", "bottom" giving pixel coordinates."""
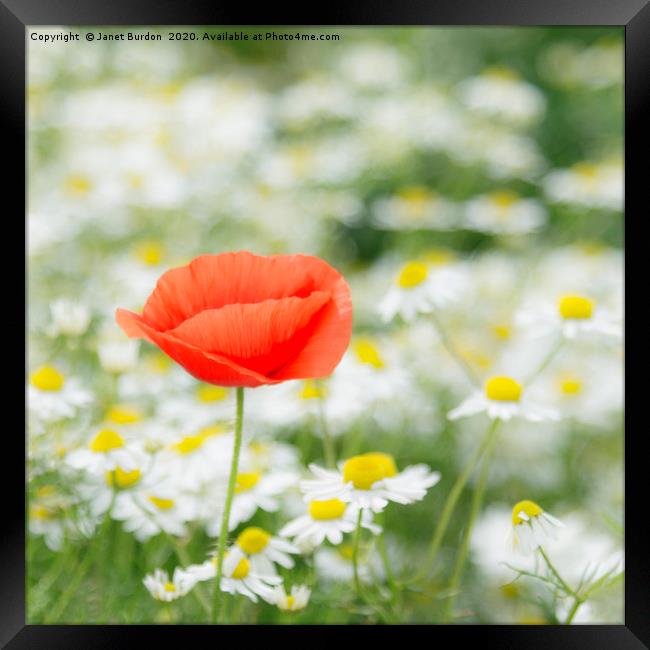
[
  {"left": 115, "top": 308, "right": 276, "bottom": 387},
  {"left": 141, "top": 252, "right": 321, "bottom": 332},
  {"left": 166, "top": 291, "right": 331, "bottom": 376}
]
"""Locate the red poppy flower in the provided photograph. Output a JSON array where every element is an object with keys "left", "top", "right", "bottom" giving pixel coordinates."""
[{"left": 115, "top": 251, "right": 353, "bottom": 387}]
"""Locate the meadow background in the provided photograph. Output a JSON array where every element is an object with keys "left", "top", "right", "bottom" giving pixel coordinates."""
[{"left": 27, "top": 26, "right": 623, "bottom": 624}]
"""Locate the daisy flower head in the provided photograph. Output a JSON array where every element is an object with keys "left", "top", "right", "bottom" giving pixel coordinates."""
[
  {"left": 462, "top": 190, "right": 547, "bottom": 235},
  {"left": 378, "top": 257, "right": 467, "bottom": 323},
  {"left": 143, "top": 568, "right": 197, "bottom": 602},
  {"left": 234, "top": 526, "right": 300, "bottom": 574},
  {"left": 28, "top": 365, "right": 93, "bottom": 423},
  {"left": 47, "top": 299, "right": 91, "bottom": 337},
  {"left": 273, "top": 584, "right": 311, "bottom": 612},
  {"left": 448, "top": 375, "right": 560, "bottom": 422},
  {"left": 516, "top": 294, "right": 622, "bottom": 341},
  {"left": 279, "top": 498, "right": 381, "bottom": 549},
  {"left": 65, "top": 427, "right": 145, "bottom": 474},
  {"left": 511, "top": 499, "right": 564, "bottom": 555},
  {"left": 187, "top": 547, "right": 282, "bottom": 604},
  {"left": 300, "top": 452, "right": 440, "bottom": 512}
]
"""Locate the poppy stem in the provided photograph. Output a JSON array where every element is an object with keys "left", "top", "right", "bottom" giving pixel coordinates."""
[{"left": 211, "top": 386, "right": 245, "bottom": 624}]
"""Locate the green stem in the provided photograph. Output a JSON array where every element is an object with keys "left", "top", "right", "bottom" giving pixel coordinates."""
[
  {"left": 564, "top": 597, "right": 584, "bottom": 624},
  {"left": 525, "top": 337, "right": 564, "bottom": 386},
  {"left": 430, "top": 309, "right": 481, "bottom": 388},
  {"left": 443, "top": 426, "right": 498, "bottom": 621},
  {"left": 414, "top": 418, "right": 499, "bottom": 582},
  {"left": 315, "top": 379, "right": 335, "bottom": 468},
  {"left": 352, "top": 509, "right": 364, "bottom": 599},
  {"left": 538, "top": 546, "right": 574, "bottom": 597},
  {"left": 211, "top": 386, "right": 245, "bottom": 624},
  {"left": 376, "top": 527, "right": 398, "bottom": 602}
]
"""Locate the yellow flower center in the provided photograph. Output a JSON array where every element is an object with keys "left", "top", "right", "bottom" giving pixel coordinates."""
[
  {"left": 493, "top": 324, "right": 511, "bottom": 340},
  {"left": 299, "top": 379, "right": 326, "bottom": 400},
  {"left": 235, "top": 472, "right": 260, "bottom": 493},
  {"left": 485, "top": 376, "right": 522, "bottom": 402},
  {"left": 558, "top": 295, "right": 594, "bottom": 320},
  {"left": 511, "top": 500, "right": 543, "bottom": 526},
  {"left": 397, "top": 186, "right": 434, "bottom": 217},
  {"left": 490, "top": 190, "right": 519, "bottom": 210},
  {"left": 342, "top": 452, "right": 398, "bottom": 490},
  {"left": 163, "top": 582, "right": 176, "bottom": 592},
  {"left": 338, "top": 544, "right": 354, "bottom": 560},
  {"left": 134, "top": 241, "right": 164, "bottom": 266},
  {"left": 484, "top": 66, "right": 519, "bottom": 81},
  {"left": 286, "top": 595, "right": 296, "bottom": 610},
  {"left": 106, "top": 467, "right": 141, "bottom": 489},
  {"left": 353, "top": 339, "right": 385, "bottom": 369},
  {"left": 558, "top": 374, "right": 582, "bottom": 395},
  {"left": 90, "top": 429, "right": 125, "bottom": 453},
  {"left": 231, "top": 557, "right": 250, "bottom": 580},
  {"left": 36, "top": 485, "right": 57, "bottom": 498},
  {"left": 30, "top": 366, "right": 65, "bottom": 392},
  {"left": 31, "top": 505, "right": 54, "bottom": 520},
  {"left": 236, "top": 527, "right": 271, "bottom": 555},
  {"left": 309, "top": 499, "right": 347, "bottom": 520},
  {"left": 572, "top": 162, "right": 598, "bottom": 180},
  {"left": 149, "top": 496, "right": 175, "bottom": 510},
  {"left": 106, "top": 405, "right": 143, "bottom": 425},
  {"left": 64, "top": 174, "right": 92, "bottom": 195},
  {"left": 172, "top": 434, "right": 207, "bottom": 455},
  {"left": 397, "top": 261, "right": 429, "bottom": 289},
  {"left": 196, "top": 385, "right": 229, "bottom": 402},
  {"left": 146, "top": 353, "right": 172, "bottom": 374},
  {"left": 421, "top": 248, "right": 455, "bottom": 266}
]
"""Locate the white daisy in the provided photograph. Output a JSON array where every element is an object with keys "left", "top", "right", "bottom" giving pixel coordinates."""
[
  {"left": 46, "top": 299, "right": 91, "bottom": 337},
  {"left": 378, "top": 259, "right": 467, "bottom": 323},
  {"left": 272, "top": 584, "right": 311, "bottom": 612},
  {"left": 77, "top": 464, "right": 147, "bottom": 518},
  {"left": 516, "top": 294, "right": 622, "bottom": 340},
  {"left": 462, "top": 191, "right": 547, "bottom": 235},
  {"left": 110, "top": 476, "right": 194, "bottom": 541},
  {"left": 65, "top": 427, "right": 146, "bottom": 474},
  {"left": 510, "top": 499, "right": 564, "bottom": 555},
  {"left": 314, "top": 545, "right": 382, "bottom": 584},
  {"left": 233, "top": 526, "right": 300, "bottom": 574},
  {"left": 543, "top": 160, "right": 623, "bottom": 211},
  {"left": 448, "top": 375, "right": 560, "bottom": 422},
  {"left": 157, "top": 384, "right": 234, "bottom": 431},
  {"left": 98, "top": 337, "right": 139, "bottom": 374},
  {"left": 300, "top": 452, "right": 440, "bottom": 513},
  {"left": 371, "top": 186, "right": 458, "bottom": 231},
  {"left": 279, "top": 498, "right": 380, "bottom": 549},
  {"left": 143, "top": 568, "right": 197, "bottom": 602},
  {"left": 27, "top": 365, "right": 93, "bottom": 423},
  {"left": 186, "top": 547, "right": 282, "bottom": 604}
]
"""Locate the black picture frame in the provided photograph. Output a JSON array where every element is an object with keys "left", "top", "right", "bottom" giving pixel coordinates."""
[{"left": 4, "top": 0, "right": 647, "bottom": 646}]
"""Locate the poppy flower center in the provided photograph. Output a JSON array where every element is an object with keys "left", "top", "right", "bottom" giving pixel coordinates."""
[
  {"left": 236, "top": 527, "right": 271, "bottom": 554},
  {"left": 106, "top": 467, "right": 141, "bottom": 489},
  {"left": 342, "top": 452, "right": 397, "bottom": 490},
  {"left": 30, "top": 366, "right": 65, "bottom": 392},
  {"left": 90, "top": 429, "right": 125, "bottom": 453},
  {"left": 309, "top": 498, "right": 347, "bottom": 520},
  {"left": 558, "top": 295, "right": 594, "bottom": 320},
  {"left": 485, "top": 376, "right": 522, "bottom": 402},
  {"left": 397, "top": 262, "right": 429, "bottom": 289},
  {"left": 512, "top": 500, "right": 542, "bottom": 526}
]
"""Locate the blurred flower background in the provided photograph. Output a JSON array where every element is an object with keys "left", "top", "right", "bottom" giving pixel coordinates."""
[{"left": 27, "top": 26, "right": 623, "bottom": 624}]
